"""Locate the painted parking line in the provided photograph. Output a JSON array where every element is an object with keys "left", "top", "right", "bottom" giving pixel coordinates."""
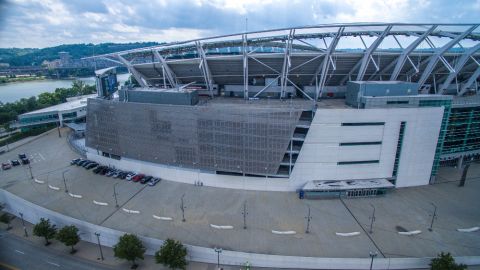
[
  {"left": 14, "top": 249, "right": 24, "bottom": 255},
  {"left": 45, "top": 261, "right": 60, "bottom": 267}
]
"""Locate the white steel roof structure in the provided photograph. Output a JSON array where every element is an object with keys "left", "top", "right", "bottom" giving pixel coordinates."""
[{"left": 85, "top": 23, "right": 480, "bottom": 99}]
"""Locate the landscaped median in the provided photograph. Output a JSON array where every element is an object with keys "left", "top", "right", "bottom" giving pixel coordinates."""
[{"left": 1, "top": 188, "right": 479, "bottom": 269}]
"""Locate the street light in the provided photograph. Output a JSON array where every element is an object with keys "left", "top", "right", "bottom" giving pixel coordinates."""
[
  {"left": 428, "top": 202, "right": 437, "bottom": 232},
  {"left": 113, "top": 182, "right": 119, "bottom": 208},
  {"left": 305, "top": 205, "right": 312, "bottom": 234},
  {"left": 94, "top": 232, "right": 104, "bottom": 260},
  {"left": 180, "top": 193, "right": 186, "bottom": 222},
  {"left": 369, "top": 251, "right": 378, "bottom": 270},
  {"left": 369, "top": 204, "right": 376, "bottom": 234},
  {"left": 242, "top": 200, "right": 248, "bottom": 230},
  {"left": 214, "top": 247, "right": 222, "bottom": 270},
  {"left": 62, "top": 169, "right": 69, "bottom": 193},
  {"left": 19, "top": 212, "right": 28, "bottom": 237},
  {"left": 27, "top": 162, "right": 33, "bottom": 180}
]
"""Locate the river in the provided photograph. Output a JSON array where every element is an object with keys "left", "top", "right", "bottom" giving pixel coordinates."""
[{"left": 0, "top": 73, "right": 130, "bottom": 103}]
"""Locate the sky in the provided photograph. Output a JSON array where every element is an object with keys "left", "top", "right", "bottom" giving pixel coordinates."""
[{"left": 0, "top": 0, "right": 479, "bottom": 48}]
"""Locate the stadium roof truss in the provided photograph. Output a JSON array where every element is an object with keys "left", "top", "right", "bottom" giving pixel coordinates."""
[{"left": 86, "top": 23, "right": 480, "bottom": 98}]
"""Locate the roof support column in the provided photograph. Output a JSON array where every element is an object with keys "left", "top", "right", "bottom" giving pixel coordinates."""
[
  {"left": 280, "top": 29, "right": 294, "bottom": 99},
  {"left": 355, "top": 25, "right": 392, "bottom": 81},
  {"left": 417, "top": 25, "right": 478, "bottom": 89},
  {"left": 243, "top": 34, "right": 249, "bottom": 100},
  {"left": 312, "top": 27, "right": 344, "bottom": 100},
  {"left": 439, "top": 43, "right": 480, "bottom": 94},
  {"left": 152, "top": 50, "right": 178, "bottom": 88},
  {"left": 117, "top": 55, "right": 148, "bottom": 88},
  {"left": 458, "top": 66, "right": 480, "bottom": 95},
  {"left": 196, "top": 41, "right": 214, "bottom": 97}
]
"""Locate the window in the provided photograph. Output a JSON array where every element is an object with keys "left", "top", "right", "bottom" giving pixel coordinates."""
[
  {"left": 341, "top": 122, "right": 385, "bottom": 126},
  {"left": 386, "top": 101, "right": 409, "bottom": 105},
  {"left": 338, "top": 160, "right": 379, "bottom": 165},
  {"left": 340, "top": 141, "right": 382, "bottom": 146}
]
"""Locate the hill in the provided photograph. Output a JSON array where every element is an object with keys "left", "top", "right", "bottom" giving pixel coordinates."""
[{"left": 0, "top": 42, "right": 161, "bottom": 66}]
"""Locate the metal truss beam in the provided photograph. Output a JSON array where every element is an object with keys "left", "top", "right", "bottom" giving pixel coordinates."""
[
  {"left": 355, "top": 25, "right": 392, "bottom": 81},
  {"left": 117, "top": 55, "right": 148, "bottom": 88},
  {"left": 280, "top": 29, "right": 294, "bottom": 99},
  {"left": 458, "top": 66, "right": 480, "bottom": 96},
  {"left": 417, "top": 25, "right": 478, "bottom": 88},
  {"left": 440, "top": 43, "right": 480, "bottom": 94},
  {"left": 152, "top": 50, "right": 177, "bottom": 88},
  {"left": 196, "top": 41, "right": 214, "bottom": 97},
  {"left": 243, "top": 34, "right": 249, "bottom": 100},
  {"left": 390, "top": 25, "right": 438, "bottom": 80},
  {"left": 311, "top": 27, "right": 344, "bottom": 100}
]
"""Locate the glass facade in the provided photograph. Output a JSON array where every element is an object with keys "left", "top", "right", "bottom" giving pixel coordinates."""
[
  {"left": 443, "top": 107, "right": 480, "bottom": 154},
  {"left": 392, "top": 121, "right": 406, "bottom": 181}
]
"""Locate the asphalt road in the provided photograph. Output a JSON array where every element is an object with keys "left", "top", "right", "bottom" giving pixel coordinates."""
[{"left": 0, "top": 232, "right": 114, "bottom": 270}]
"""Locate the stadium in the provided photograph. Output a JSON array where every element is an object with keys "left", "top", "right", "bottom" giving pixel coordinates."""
[{"left": 84, "top": 23, "right": 480, "bottom": 195}]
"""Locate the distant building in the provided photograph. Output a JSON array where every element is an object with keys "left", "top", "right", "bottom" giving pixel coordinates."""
[{"left": 58, "top": 51, "right": 72, "bottom": 67}]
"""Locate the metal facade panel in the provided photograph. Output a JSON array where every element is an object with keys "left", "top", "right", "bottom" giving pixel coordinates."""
[{"left": 86, "top": 99, "right": 301, "bottom": 175}]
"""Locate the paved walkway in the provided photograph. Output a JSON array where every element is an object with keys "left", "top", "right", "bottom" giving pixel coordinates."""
[{"left": 0, "top": 128, "right": 479, "bottom": 264}]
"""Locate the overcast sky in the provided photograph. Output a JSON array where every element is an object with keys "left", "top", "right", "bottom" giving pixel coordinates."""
[{"left": 0, "top": 0, "right": 479, "bottom": 48}]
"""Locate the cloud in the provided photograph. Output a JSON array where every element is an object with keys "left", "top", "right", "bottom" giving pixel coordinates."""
[{"left": 0, "top": 0, "right": 478, "bottom": 48}]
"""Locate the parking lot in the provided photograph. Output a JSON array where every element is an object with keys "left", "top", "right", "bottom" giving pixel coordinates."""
[{"left": 1, "top": 128, "right": 480, "bottom": 259}]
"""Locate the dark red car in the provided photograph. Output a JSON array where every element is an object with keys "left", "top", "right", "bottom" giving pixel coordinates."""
[{"left": 132, "top": 174, "right": 145, "bottom": 182}]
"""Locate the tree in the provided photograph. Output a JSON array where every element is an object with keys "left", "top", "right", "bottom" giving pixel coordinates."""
[
  {"left": 430, "top": 252, "right": 467, "bottom": 270},
  {"left": 155, "top": 239, "right": 188, "bottom": 270},
  {"left": 56, "top": 225, "right": 80, "bottom": 254},
  {"left": 0, "top": 213, "right": 13, "bottom": 230},
  {"left": 113, "top": 234, "right": 145, "bottom": 269},
  {"left": 33, "top": 218, "right": 57, "bottom": 246}
]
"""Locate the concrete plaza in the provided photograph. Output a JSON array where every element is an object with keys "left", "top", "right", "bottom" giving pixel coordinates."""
[{"left": 1, "top": 128, "right": 479, "bottom": 260}]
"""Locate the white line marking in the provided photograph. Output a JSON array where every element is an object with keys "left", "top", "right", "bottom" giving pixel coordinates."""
[
  {"left": 39, "top": 153, "right": 46, "bottom": 161},
  {"left": 457, "top": 227, "right": 479, "bottom": 232},
  {"left": 122, "top": 208, "right": 140, "bottom": 214},
  {"left": 34, "top": 179, "right": 45, "bottom": 184},
  {"left": 14, "top": 249, "right": 25, "bottom": 254},
  {"left": 46, "top": 261, "right": 60, "bottom": 267},
  {"left": 69, "top": 193, "right": 82, "bottom": 199},
  {"left": 210, "top": 224, "right": 234, "bottom": 230},
  {"left": 152, "top": 215, "right": 173, "bottom": 221},
  {"left": 335, "top": 232, "right": 361, "bottom": 237},
  {"left": 398, "top": 230, "right": 422, "bottom": 235},
  {"left": 93, "top": 200, "right": 108, "bottom": 206},
  {"left": 48, "top": 185, "right": 60, "bottom": 191},
  {"left": 271, "top": 230, "right": 296, "bottom": 235}
]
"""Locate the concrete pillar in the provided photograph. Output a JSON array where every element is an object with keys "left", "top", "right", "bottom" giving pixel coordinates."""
[
  {"left": 457, "top": 155, "right": 464, "bottom": 170},
  {"left": 58, "top": 112, "right": 64, "bottom": 127}
]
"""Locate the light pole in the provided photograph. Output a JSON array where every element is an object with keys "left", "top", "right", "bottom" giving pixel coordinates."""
[
  {"left": 113, "top": 182, "right": 119, "bottom": 208},
  {"left": 27, "top": 162, "right": 33, "bottom": 179},
  {"left": 460, "top": 162, "right": 470, "bottom": 187},
  {"left": 369, "top": 204, "right": 376, "bottom": 234},
  {"left": 94, "top": 232, "right": 104, "bottom": 260},
  {"left": 62, "top": 169, "right": 69, "bottom": 193},
  {"left": 180, "top": 193, "right": 186, "bottom": 222},
  {"left": 305, "top": 205, "right": 312, "bottom": 234},
  {"left": 242, "top": 201, "right": 248, "bottom": 229},
  {"left": 214, "top": 247, "right": 222, "bottom": 270},
  {"left": 428, "top": 202, "right": 437, "bottom": 232},
  {"left": 57, "top": 121, "right": 61, "bottom": 138},
  {"left": 19, "top": 212, "right": 28, "bottom": 237},
  {"left": 369, "top": 251, "right": 378, "bottom": 270}
]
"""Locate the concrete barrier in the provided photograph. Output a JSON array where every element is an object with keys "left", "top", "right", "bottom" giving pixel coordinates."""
[{"left": 0, "top": 189, "right": 479, "bottom": 269}]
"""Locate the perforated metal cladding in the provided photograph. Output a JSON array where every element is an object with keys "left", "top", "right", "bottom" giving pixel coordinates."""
[{"left": 86, "top": 99, "right": 301, "bottom": 175}]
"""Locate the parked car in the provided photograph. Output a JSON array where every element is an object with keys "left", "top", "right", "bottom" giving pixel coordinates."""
[
  {"left": 11, "top": 160, "right": 20, "bottom": 166},
  {"left": 112, "top": 170, "right": 123, "bottom": 178},
  {"left": 18, "top": 153, "right": 27, "bottom": 159},
  {"left": 85, "top": 163, "right": 98, "bottom": 170},
  {"left": 140, "top": 176, "right": 152, "bottom": 184},
  {"left": 126, "top": 172, "right": 136, "bottom": 181},
  {"left": 93, "top": 166, "right": 106, "bottom": 174},
  {"left": 20, "top": 158, "right": 30, "bottom": 165},
  {"left": 77, "top": 160, "right": 90, "bottom": 166},
  {"left": 2, "top": 162, "right": 12, "bottom": 170},
  {"left": 118, "top": 172, "right": 129, "bottom": 179},
  {"left": 71, "top": 158, "right": 81, "bottom": 165},
  {"left": 132, "top": 174, "right": 145, "bottom": 182},
  {"left": 105, "top": 169, "right": 117, "bottom": 177},
  {"left": 148, "top": 177, "right": 161, "bottom": 186},
  {"left": 99, "top": 167, "right": 110, "bottom": 175},
  {"left": 82, "top": 161, "right": 95, "bottom": 168}
]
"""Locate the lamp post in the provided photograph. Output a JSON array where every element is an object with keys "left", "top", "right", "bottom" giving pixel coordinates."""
[
  {"left": 62, "top": 169, "right": 69, "bottom": 193},
  {"left": 180, "top": 193, "right": 186, "bottom": 222},
  {"left": 369, "top": 251, "right": 378, "bottom": 270},
  {"left": 242, "top": 201, "right": 248, "bottom": 229},
  {"left": 27, "top": 162, "right": 33, "bottom": 179},
  {"left": 428, "top": 202, "right": 437, "bottom": 232},
  {"left": 369, "top": 204, "right": 376, "bottom": 234},
  {"left": 94, "top": 232, "right": 104, "bottom": 260},
  {"left": 214, "top": 247, "right": 222, "bottom": 270},
  {"left": 19, "top": 212, "right": 28, "bottom": 237},
  {"left": 305, "top": 205, "right": 312, "bottom": 234},
  {"left": 113, "top": 182, "right": 119, "bottom": 208}
]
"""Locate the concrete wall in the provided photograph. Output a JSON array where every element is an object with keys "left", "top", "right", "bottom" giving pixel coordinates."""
[
  {"left": 289, "top": 106, "right": 444, "bottom": 188},
  {"left": 1, "top": 189, "right": 478, "bottom": 269}
]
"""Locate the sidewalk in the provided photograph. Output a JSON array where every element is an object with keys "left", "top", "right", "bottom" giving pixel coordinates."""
[{"left": 0, "top": 215, "right": 261, "bottom": 270}]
